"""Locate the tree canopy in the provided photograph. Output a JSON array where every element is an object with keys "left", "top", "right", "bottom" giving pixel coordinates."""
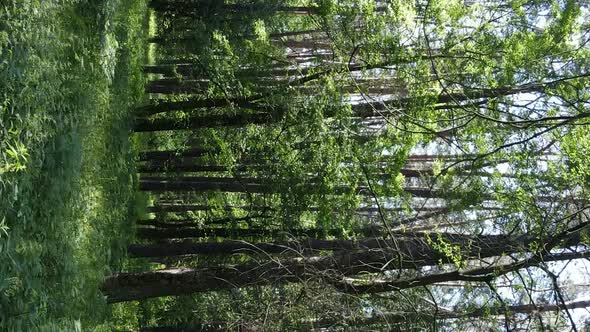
[{"left": 105, "top": 0, "right": 590, "bottom": 331}]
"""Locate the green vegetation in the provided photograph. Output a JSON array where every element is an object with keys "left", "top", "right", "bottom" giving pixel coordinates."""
[
  {"left": 0, "top": 0, "right": 149, "bottom": 330},
  {"left": 3, "top": 0, "right": 590, "bottom": 331},
  {"left": 119, "top": 1, "right": 590, "bottom": 330}
]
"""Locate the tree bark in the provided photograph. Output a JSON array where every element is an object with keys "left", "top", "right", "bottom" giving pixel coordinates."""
[
  {"left": 133, "top": 84, "right": 543, "bottom": 131},
  {"left": 147, "top": 29, "right": 322, "bottom": 45},
  {"left": 309, "top": 299, "right": 590, "bottom": 329},
  {"left": 136, "top": 215, "right": 267, "bottom": 228},
  {"left": 139, "top": 147, "right": 215, "bottom": 161},
  {"left": 135, "top": 95, "right": 265, "bottom": 116},
  {"left": 145, "top": 203, "right": 445, "bottom": 215},
  {"left": 138, "top": 163, "right": 235, "bottom": 173},
  {"left": 138, "top": 176, "right": 576, "bottom": 203},
  {"left": 134, "top": 299, "right": 590, "bottom": 331},
  {"left": 137, "top": 175, "right": 453, "bottom": 200},
  {"left": 149, "top": 0, "right": 319, "bottom": 16},
  {"left": 146, "top": 79, "right": 210, "bottom": 94},
  {"left": 138, "top": 324, "right": 226, "bottom": 332},
  {"left": 336, "top": 249, "right": 590, "bottom": 294},
  {"left": 270, "top": 29, "right": 323, "bottom": 39},
  {"left": 142, "top": 64, "right": 203, "bottom": 77},
  {"left": 135, "top": 226, "right": 382, "bottom": 240},
  {"left": 146, "top": 204, "right": 272, "bottom": 213},
  {"left": 134, "top": 111, "right": 278, "bottom": 132},
  {"left": 127, "top": 233, "right": 527, "bottom": 258},
  {"left": 103, "top": 232, "right": 543, "bottom": 302},
  {"left": 137, "top": 161, "right": 430, "bottom": 177}
]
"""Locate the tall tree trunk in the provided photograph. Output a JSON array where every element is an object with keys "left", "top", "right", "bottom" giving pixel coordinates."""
[
  {"left": 135, "top": 95, "right": 265, "bottom": 116},
  {"left": 145, "top": 203, "right": 445, "bottom": 215},
  {"left": 146, "top": 79, "right": 209, "bottom": 94},
  {"left": 138, "top": 161, "right": 431, "bottom": 177},
  {"left": 147, "top": 29, "right": 322, "bottom": 45},
  {"left": 142, "top": 64, "right": 203, "bottom": 77},
  {"left": 127, "top": 233, "right": 527, "bottom": 258},
  {"left": 139, "top": 177, "right": 274, "bottom": 193},
  {"left": 139, "top": 147, "right": 215, "bottom": 162},
  {"left": 279, "top": 40, "right": 332, "bottom": 49},
  {"left": 149, "top": 0, "right": 319, "bottom": 16},
  {"left": 135, "top": 226, "right": 382, "bottom": 240},
  {"left": 103, "top": 233, "right": 548, "bottom": 302},
  {"left": 336, "top": 249, "right": 590, "bottom": 294},
  {"left": 138, "top": 324, "right": 227, "bottom": 332},
  {"left": 136, "top": 215, "right": 269, "bottom": 228},
  {"left": 138, "top": 175, "right": 456, "bottom": 200},
  {"left": 133, "top": 84, "right": 544, "bottom": 131},
  {"left": 138, "top": 176, "right": 573, "bottom": 202},
  {"left": 146, "top": 204, "right": 272, "bottom": 213},
  {"left": 309, "top": 300, "right": 590, "bottom": 329},
  {"left": 270, "top": 29, "right": 323, "bottom": 39},
  {"left": 134, "top": 111, "right": 278, "bottom": 132},
  {"left": 138, "top": 163, "right": 235, "bottom": 173},
  {"left": 135, "top": 299, "right": 590, "bottom": 331}
]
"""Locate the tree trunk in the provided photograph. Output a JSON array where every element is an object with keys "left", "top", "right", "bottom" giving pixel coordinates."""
[
  {"left": 134, "top": 111, "right": 278, "bottom": 132},
  {"left": 142, "top": 64, "right": 202, "bottom": 77},
  {"left": 139, "top": 177, "right": 274, "bottom": 193},
  {"left": 135, "top": 226, "right": 381, "bottom": 240},
  {"left": 149, "top": 0, "right": 318, "bottom": 16},
  {"left": 137, "top": 175, "right": 454, "bottom": 200},
  {"left": 270, "top": 29, "right": 322, "bottom": 39},
  {"left": 309, "top": 300, "right": 590, "bottom": 329},
  {"left": 137, "top": 215, "right": 269, "bottom": 228},
  {"left": 138, "top": 321, "right": 259, "bottom": 332},
  {"left": 146, "top": 204, "right": 272, "bottom": 213},
  {"left": 135, "top": 95, "right": 265, "bottom": 116},
  {"left": 145, "top": 203, "right": 445, "bottom": 215},
  {"left": 279, "top": 40, "right": 332, "bottom": 50},
  {"left": 133, "top": 84, "right": 543, "bottom": 131},
  {"left": 103, "top": 233, "right": 541, "bottom": 302},
  {"left": 135, "top": 299, "right": 590, "bottom": 331},
  {"left": 147, "top": 29, "right": 322, "bottom": 45},
  {"left": 138, "top": 175, "right": 573, "bottom": 203},
  {"left": 139, "top": 147, "right": 215, "bottom": 161},
  {"left": 146, "top": 79, "right": 210, "bottom": 94},
  {"left": 138, "top": 163, "right": 235, "bottom": 173},
  {"left": 336, "top": 249, "right": 590, "bottom": 294},
  {"left": 127, "top": 233, "right": 526, "bottom": 258},
  {"left": 138, "top": 324, "right": 227, "bottom": 332},
  {"left": 138, "top": 161, "right": 429, "bottom": 177}
]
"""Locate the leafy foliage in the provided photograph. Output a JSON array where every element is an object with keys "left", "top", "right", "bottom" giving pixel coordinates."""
[{"left": 0, "top": 0, "right": 149, "bottom": 330}]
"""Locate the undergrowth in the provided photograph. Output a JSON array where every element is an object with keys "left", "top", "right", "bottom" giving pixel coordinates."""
[{"left": 0, "top": 0, "right": 149, "bottom": 330}]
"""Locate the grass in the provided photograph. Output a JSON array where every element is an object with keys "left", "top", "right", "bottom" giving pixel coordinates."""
[{"left": 0, "top": 0, "right": 149, "bottom": 330}]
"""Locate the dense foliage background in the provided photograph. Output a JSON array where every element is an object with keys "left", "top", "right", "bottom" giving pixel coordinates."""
[{"left": 2, "top": 0, "right": 590, "bottom": 331}]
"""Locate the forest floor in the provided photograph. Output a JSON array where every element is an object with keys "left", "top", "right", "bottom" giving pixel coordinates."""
[{"left": 0, "top": 0, "right": 149, "bottom": 330}]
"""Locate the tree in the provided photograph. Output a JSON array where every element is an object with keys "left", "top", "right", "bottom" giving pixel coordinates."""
[
  {"left": 104, "top": 223, "right": 587, "bottom": 302},
  {"left": 116, "top": 0, "right": 590, "bottom": 330}
]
